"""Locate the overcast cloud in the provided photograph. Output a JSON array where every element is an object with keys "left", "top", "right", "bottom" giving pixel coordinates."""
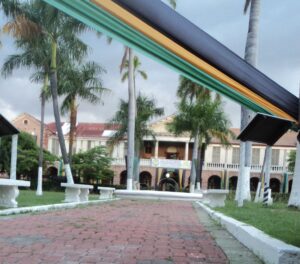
[{"left": 1, "top": 0, "right": 300, "bottom": 128}]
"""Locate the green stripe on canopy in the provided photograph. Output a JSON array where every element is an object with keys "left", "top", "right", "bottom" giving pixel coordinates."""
[{"left": 42, "top": 0, "right": 270, "bottom": 115}]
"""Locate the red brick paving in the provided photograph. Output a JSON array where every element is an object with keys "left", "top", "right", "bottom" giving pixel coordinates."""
[{"left": 0, "top": 200, "right": 227, "bottom": 263}]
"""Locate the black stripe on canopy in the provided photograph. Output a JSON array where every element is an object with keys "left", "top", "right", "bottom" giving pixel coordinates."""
[{"left": 113, "top": 0, "right": 298, "bottom": 120}]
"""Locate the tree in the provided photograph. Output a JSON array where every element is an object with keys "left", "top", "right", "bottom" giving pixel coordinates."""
[
  {"left": 110, "top": 95, "right": 164, "bottom": 187},
  {"left": 2, "top": 0, "right": 88, "bottom": 184},
  {"left": 237, "top": 0, "right": 261, "bottom": 206},
  {"left": 60, "top": 61, "right": 107, "bottom": 162},
  {"left": 1, "top": 35, "right": 53, "bottom": 195},
  {"left": 0, "top": 132, "right": 57, "bottom": 181},
  {"left": 169, "top": 81, "right": 232, "bottom": 192},
  {"left": 72, "top": 146, "right": 113, "bottom": 185}
]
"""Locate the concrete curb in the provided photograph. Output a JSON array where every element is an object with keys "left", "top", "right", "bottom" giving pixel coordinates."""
[
  {"left": 196, "top": 201, "right": 300, "bottom": 264},
  {"left": 115, "top": 190, "right": 203, "bottom": 201},
  {"left": 0, "top": 198, "right": 119, "bottom": 216}
]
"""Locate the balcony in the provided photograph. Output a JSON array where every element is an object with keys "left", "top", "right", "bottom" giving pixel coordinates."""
[{"left": 111, "top": 158, "right": 288, "bottom": 174}]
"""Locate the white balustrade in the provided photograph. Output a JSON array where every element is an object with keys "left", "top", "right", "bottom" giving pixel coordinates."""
[{"left": 111, "top": 158, "right": 287, "bottom": 173}]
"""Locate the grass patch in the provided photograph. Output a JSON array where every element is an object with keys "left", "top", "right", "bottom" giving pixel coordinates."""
[
  {"left": 0, "top": 190, "right": 100, "bottom": 209},
  {"left": 215, "top": 201, "right": 300, "bottom": 247}
]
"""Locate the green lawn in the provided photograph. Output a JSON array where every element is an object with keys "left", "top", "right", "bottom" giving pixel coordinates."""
[
  {"left": 215, "top": 201, "right": 300, "bottom": 247},
  {"left": 1, "top": 190, "right": 99, "bottom": 209}
]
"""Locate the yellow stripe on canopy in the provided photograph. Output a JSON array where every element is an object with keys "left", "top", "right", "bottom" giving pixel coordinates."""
[{"left": 91, "top": 0, "right": 296, "bottom": 122}]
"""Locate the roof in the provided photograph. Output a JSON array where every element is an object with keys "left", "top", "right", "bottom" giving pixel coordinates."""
[
  {"left": 47, "top": 122, "right": 119, "bottom": 138},
  {"left": 0, "top": 114, "right": 19, "bottom": 137}
]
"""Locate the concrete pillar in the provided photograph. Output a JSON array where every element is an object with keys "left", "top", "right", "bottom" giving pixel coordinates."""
[
  {"left": 184, "top": 142, "right": 189, "bottom": 160},
  {"left": 155, "top": 141, "right": 159, "bottom": 158},
  {"left": 10, "top": 134, "right": 18, "bottom": 180}
]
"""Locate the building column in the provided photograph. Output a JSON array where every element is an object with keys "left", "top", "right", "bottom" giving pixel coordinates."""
[
  {"left": 155, "top": 140, "right": 159, "bottom": 158},
  {"left": 184, "top": 142, "right": 189, "bottom": 160},
  {"left": 10, "top": 134, "right": 18, "bottom": 180}
]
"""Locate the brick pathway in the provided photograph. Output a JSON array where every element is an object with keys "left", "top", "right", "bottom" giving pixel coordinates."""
[{"left": 0, "top": 200, "right": 227, "bottom": 264}]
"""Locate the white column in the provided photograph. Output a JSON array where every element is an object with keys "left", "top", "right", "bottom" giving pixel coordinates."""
[
  {"left": 155, "top": 140, "right": 159, "bottom": 158},
  {"left": 10, "top": 134, "right": 18, "bottom": 180},
  {"left": 184, "top": 142, "right": 189, "bottom": 160}
]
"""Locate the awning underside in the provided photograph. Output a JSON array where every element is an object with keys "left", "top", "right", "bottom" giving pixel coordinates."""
[
  {"left": 42, "top": 0, "right": 298, "bottom": 122},
  {"left": 0, "top": 114, "right": 19, "bottom": 137}
]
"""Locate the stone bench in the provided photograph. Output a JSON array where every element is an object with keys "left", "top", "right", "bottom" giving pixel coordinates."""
[
  {"left": 61, "top": 183, "right": 93, "bottom": 203},
  {"left": 98, "top": 187, "right": 115, "bottom": 200},
  {"left": 202, "top": 189, "right": 229, "bottom": 207},
  {"left": 0, "top": 179, "right": 30, "bottom": 208}
]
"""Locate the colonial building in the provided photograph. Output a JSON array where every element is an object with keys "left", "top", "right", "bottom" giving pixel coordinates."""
[
  {"left": 12, "top": 113, "right": 55, "bottom": 149},
  {"left": 12, "top": 113, "right": 296, "bottom": 192}
]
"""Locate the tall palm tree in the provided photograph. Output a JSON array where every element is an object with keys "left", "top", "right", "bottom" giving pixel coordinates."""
[
  {"left": 2, "top": 0, "right": 88, "bottom": 184},
  {"left": 169, "top": 98, "right": 232, "bottom": 193},
  {"left": 176, "top": 76, "right": 226, "bottom": 191},
  {"left": 1, "top": 36, "right": 53, "bottom": 195},
  {"left": 121, "top": 55, "right": 148, "bottom": 90},
  {"left": 237, "top": 0, "right": 261, "bottom": 205},
  {"left": 110, "top": 94, "right": 164, "bottom": 187},
  {"left": 60, "top": 61, "right": 107, "bottom": 162},
  {"left": 117, "top": 0, "right": 176, "bottom": 190}
]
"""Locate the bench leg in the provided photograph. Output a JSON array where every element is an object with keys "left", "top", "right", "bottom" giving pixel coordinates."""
[
  {"left": 0, "top": 186, "right": 19, "bottom": 208},
  {"left": 79, "top": 189, "right": 89, "bottom": 202},
  {"left": 64, "top": 187, "right": 80, "bottom": 203},
  {"left": 99, "top": 191, "right": 111, "bottom": 200}
]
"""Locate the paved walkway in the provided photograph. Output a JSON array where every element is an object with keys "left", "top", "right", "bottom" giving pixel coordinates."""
[{"left": 0, "top": 200, "right": 228, "bottom": 264}]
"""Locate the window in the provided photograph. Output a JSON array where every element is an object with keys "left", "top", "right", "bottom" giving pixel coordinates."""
[
  {"left": 212, "top": 146, "right": 221, "bottom": 163},
  {"left": 144, "top": 142, "right": 152, "bottom": 154},
  {"left": 23, "top": 119, "right": 28, "bottom": 125},
  {"left": 272, "top": 149, "right": 280, "bottom": 165},
  {"left": 232, "top": 147, "right": 240, "bottom": 164},
  {"left": 87, "top": 140, "right": 92, "bottom": 150},
  {"left": 51, "top": 138, "right": 59, "bottom": 156},
  {"left": 252, "top": 148, "right": 260, "bottom": 165}
]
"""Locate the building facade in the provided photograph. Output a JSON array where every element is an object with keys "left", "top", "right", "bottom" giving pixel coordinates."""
[{"left": 12, "top": 114, "right": 296, "bottom": 192}]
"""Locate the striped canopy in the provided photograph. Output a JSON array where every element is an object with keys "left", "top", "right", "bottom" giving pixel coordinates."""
[{"left": 42, "top": 0, "right": 298, "bottom": 122}]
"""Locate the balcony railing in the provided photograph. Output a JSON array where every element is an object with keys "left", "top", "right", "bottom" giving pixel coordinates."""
[{"left": 111, "top": 158, "right": 288, "bottom": 173}]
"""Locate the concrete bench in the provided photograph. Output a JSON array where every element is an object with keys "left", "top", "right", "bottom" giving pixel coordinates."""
[
  {"left": 98, "top": 187, "right": 115, "bottom": 200},
  {"left": 0, "top": 179, "right": 30, "bottom": 208},
  {"left": 202, "top": 189, "right": 229, "bottom": 207},
  {"left": 61, "top": 183, "right": 93, "bottom": 203}
]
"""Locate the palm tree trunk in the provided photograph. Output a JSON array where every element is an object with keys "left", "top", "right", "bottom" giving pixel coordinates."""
[
  {"left": 68, "top": 97, "right": 77, "bottom": 164},
  {"left": 195, "top": 142, "right": 202, "bottom": 191},
  {"left": 238, "top": 0, "right": 260, "bottom": 204},
  {"left": 49, "top": 40, "right": 74, "bottom": 184},
  {"left": 196, "top": 142, "right": 206, "bottom": 191},
  {"left": 134, "top": 140, "right": 141, "bottom": 189},
  {"left": 127, "top": 47, "right": 135, "bottom": 190},
  {"left": 36, "top": 74, "right": 48, "bottom": 196},
  {"left": 190, "top": 129, "right": 199, "bottom": 193}
]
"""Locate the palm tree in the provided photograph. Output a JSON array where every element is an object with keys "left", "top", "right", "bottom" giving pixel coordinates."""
[
  {"left": 169, "top": 97, "right": 232, "bottom": 193},
  {"left": 176, "top": 76, "right": 226, "bottom": 191},
  {"left": 110, "top": 94, "right": 164, "bottom": 188},
  {"left": 2, "top": 0, "right": 88, "bottom": 184},
  {"left": 60, "top": 61, "right": 107, "bottom": 162},
  {"left": 121, "top": 55, "right": 148, "bottom": 90},
  {"left": 1, "top": 36, "right": 53, "bottom": 195},
  {"left": 237, "top": 0, "right": 261, "bottom": 206}
]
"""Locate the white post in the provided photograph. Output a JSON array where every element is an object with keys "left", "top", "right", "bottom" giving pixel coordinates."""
[
  {"left": 237, "top": 142, "right": 245, "bottom": 207},
  {"left": 184, "top": 142, "right": 189, "bottom": 161},
  {"left": 155, "top": 140, "right": 159, "bottom": 158},
  {"left": 288, "top": 142, "right": 300, "bottom": 208},
  {"left": 10, "top": 134, "right": 18, "bottom": 180}
]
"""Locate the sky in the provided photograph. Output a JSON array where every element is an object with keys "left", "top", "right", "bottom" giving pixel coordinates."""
[{"left": 0, "top": 0, "right": 300, "bottom": 128}]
